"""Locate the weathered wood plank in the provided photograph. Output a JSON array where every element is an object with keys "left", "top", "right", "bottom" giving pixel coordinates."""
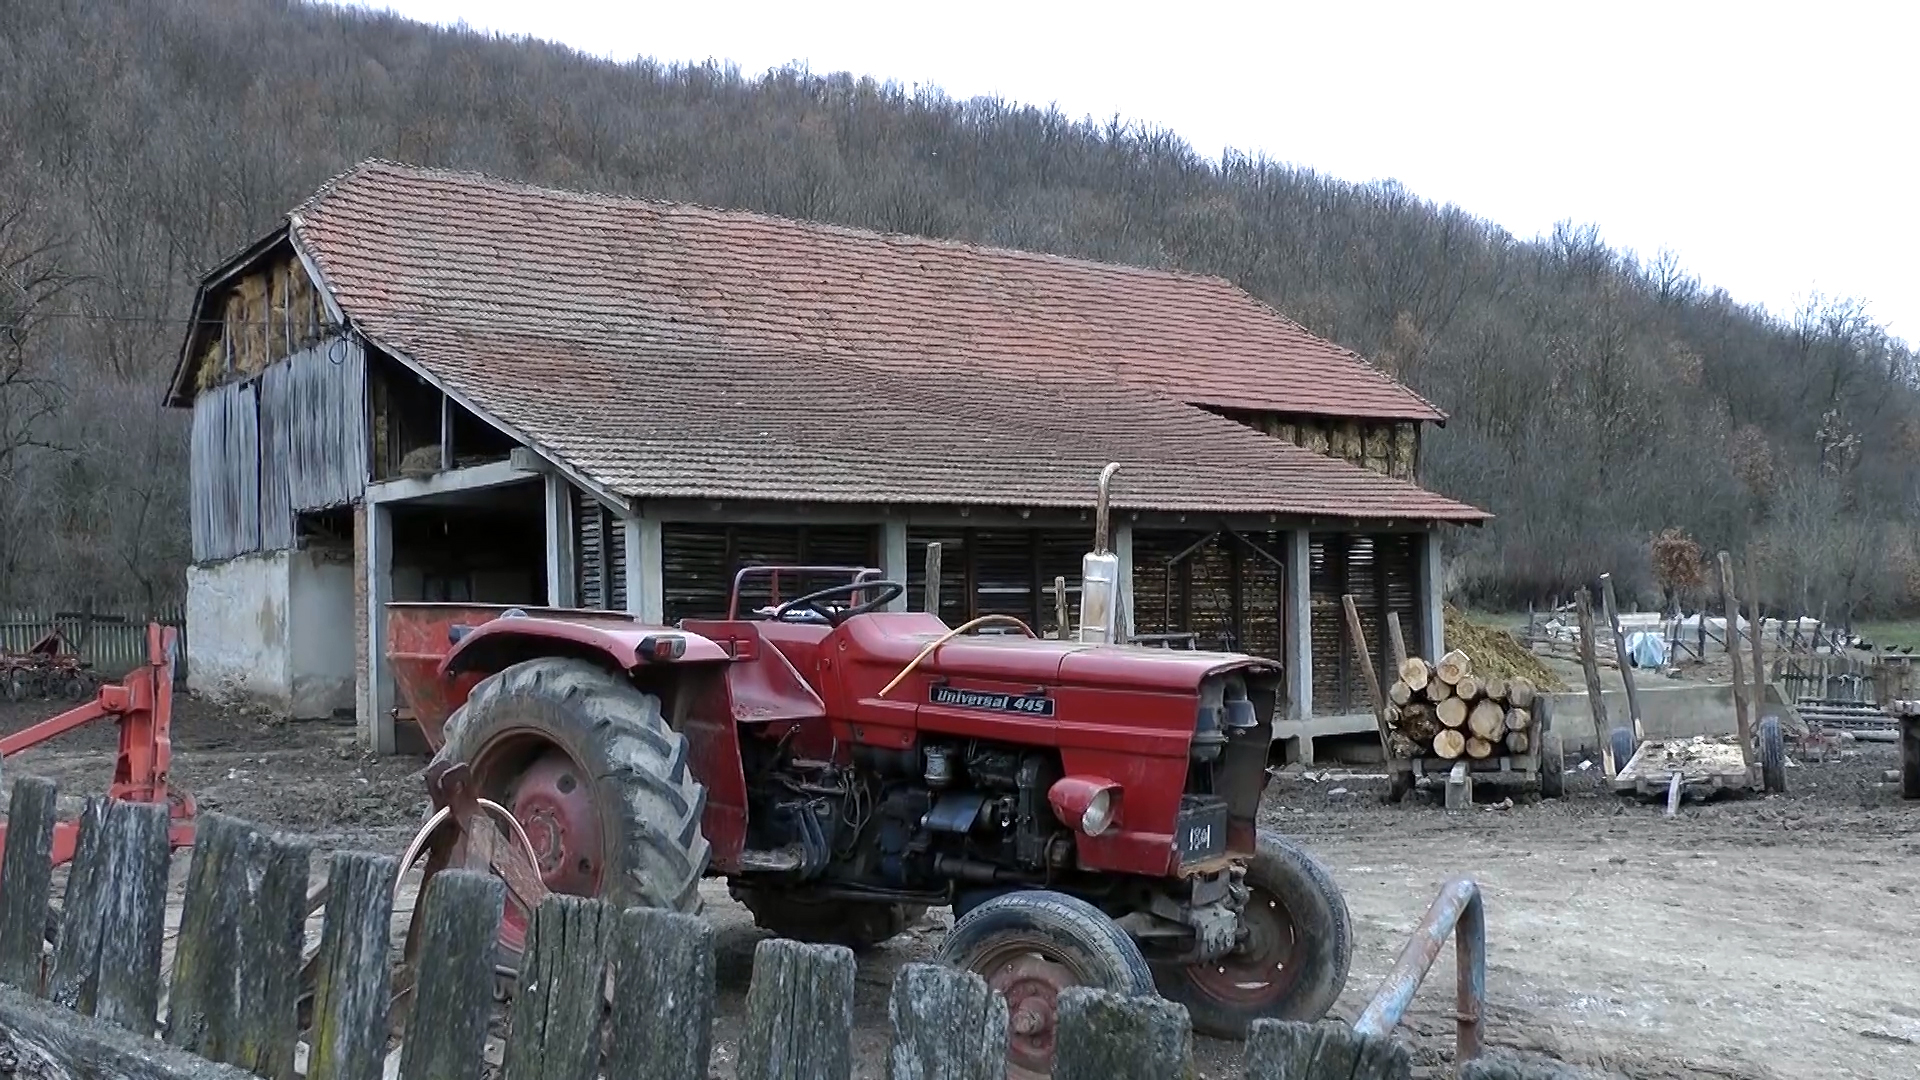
[
  {"left": 0, "top": 776, "right": 59, "bottom": 993},
  {"left": 164, "top": 813, "right": 312, "bottom": 1080},
  {"left": 738, "top": 938, "right": 855, "bottom": 1080},
  {"left": 88, "top": 801, "right": 172, "bottom": 1032},
  {"left": 46, "top": 798, "right": 112, "bottom": 1014},
  {"left": 502, "top": 895, "right": 611, "bottom": 1080},
  {"left": 307, "top": 852, "right": 400, "bottom": 1080},
  {"left": 885, "top": 963, "right": 1007, "bottom": 1080},
  {"left": 609, "top": 906, "right": 715, "bottom": 1080},
  {"left": 398, "top": 870, "right": 505, "bottom": 1080},
  {"left": 1243, "top": 1019, "right": 1411, "bottom": 1079},
  {"left": 0, "top": 983, "right": 261, "bottom": 1080},
  {"left": 1051, "top": 987, "right": 1192, "bottom": 1080}
]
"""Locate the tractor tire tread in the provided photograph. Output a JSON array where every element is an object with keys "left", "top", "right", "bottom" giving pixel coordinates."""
[
  {"left": 938, "top": 889, "right": 1155, "bottom": 994},
  {"left": 435, "top": 657, "right": 709, "bottom": 916}
]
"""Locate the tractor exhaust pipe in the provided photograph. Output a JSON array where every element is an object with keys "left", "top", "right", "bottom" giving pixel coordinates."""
[{"left": 1078, "top": 464, "right": 1122, "bottom": 645}]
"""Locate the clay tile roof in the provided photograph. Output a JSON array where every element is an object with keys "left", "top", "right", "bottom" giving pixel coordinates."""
[{"left": 289, "top": 161, "right": 1485, "bottom": 521}]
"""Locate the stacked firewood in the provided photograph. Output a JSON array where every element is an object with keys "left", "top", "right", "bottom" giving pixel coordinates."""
[{"left": 1386, "top": 649, "right": 1537, "bottom": 761}]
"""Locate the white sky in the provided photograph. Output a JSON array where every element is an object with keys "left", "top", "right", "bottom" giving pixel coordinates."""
[{"left": 339, "top": 0, "right": 1918, "bottom": 345}]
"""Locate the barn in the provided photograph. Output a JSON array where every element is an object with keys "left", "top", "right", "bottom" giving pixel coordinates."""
[{"left": 165, "top": 160, "right": 1487, "bottom": 758}]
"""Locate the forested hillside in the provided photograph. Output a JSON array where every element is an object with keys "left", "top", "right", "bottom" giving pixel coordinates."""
[{"left": 2, "top": 0, "right": 1914, "bottom": 615}]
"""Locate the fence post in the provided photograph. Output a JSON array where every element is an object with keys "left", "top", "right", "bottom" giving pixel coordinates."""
[
  {"left": 1050, "top": 987, "right": 1192, "bottom": 1080},
  {"left": 608, "top": 906, "right": 716, "bottom": 1080},
  {"left": 307, "top": 852, "right": 400, "bottom": 1080},
  {"left": 0, "top": 777, "right": 58, "bottom": 994},
  {"left": 166, "top": 814, "right": 312, "bottom": 1079},
  {"left": 886, "top": 962, "right": 1007, "bottom": 1080},
  {"left": 738, "top": 938, "right": 855, "bottom": 1080},
  {"left": 1244, "top": 1019, "right": 1411, "bottom": 1079},
  {"left": 398, "top": 871, "right": 506, "bottom": 1080},
  {"left": 48, "top": 798, "right": 170, "bottom": 1031},
  {"left": 502, "top": 895, "right": 612, "bottom": 1080}
]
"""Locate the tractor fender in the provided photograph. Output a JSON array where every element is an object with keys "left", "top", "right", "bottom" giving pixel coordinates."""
[{"left": 440, "top": 615, "right": 730, "bottom": 679}]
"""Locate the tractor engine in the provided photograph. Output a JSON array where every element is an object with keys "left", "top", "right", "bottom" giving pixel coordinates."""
[{"left": 740, "top": 733, "right": 1072, "bottom": 896}]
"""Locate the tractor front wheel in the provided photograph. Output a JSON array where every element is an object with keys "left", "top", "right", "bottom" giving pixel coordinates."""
[
  {"left": 733, "top": 889, "right": 925, "bottom": 951},
  {"left": 937, "top": 890, "right": 1154, "bottom": 1079},
  {"left": 1153, "top": 831, "right": 1352, "bottom": 1039},
  {"left": 430, "top": 657, "right": 710, "bottom": 963}
]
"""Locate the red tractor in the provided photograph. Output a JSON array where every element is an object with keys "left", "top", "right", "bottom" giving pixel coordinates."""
[{"left": 388, "top": 473, "right": 1351, "bottom": 1077}]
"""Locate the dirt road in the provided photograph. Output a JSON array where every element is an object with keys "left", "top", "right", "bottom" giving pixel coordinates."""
[{"left": 2, "top": 698, "right": 1913, "bottom": 1079}]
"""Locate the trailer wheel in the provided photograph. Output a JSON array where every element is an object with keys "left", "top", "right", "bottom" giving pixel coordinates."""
[
  {"left": 938, "top": 889, "right": 1154, "bottom": 1079},
  {"left": 431, "top": 657, "right": 710, "bottom": 962},
  {"left": 733, "top": 889, "right": 925, "bottom": 951},
  {"left": 1153, "top": 831, "right": 1352, "bottom": 1039},
  {"left": 1758, "top": 716, "right": 1786, "bottom": 793},
  {"left": 1538, "top": 731, "right": 1565, "bottom": 798}
]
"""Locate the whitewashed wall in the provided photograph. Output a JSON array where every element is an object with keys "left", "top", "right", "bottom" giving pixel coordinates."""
[
  {"left": 289, "top": 549, "right": 357, "bottom": 718},
  {"left": 186, "top": 551, "right": 291, "bottom": 709}
]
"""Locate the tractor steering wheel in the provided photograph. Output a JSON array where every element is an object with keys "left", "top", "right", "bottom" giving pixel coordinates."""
[{"left": 770, "top": 580, "right": 906, "bottom": 626}]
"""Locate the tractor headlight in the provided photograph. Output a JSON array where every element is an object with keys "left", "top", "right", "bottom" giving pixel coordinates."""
[{"left": 1080, "top": 790, "right": 1116, "bottom": 836}]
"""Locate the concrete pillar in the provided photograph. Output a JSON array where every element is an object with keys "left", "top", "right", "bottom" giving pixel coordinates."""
[
  {"left": 1421, "top": 527, "right": 1445, "bottom": 660},
  {"left": 544, "top": 473, "right": 577, "bottom": 608},
  {"left": 881, "top": 521, "right": 909, "bottom": 611},
  {"left": 364, "top": 501, "right": 396, "bottom": 755},
  {"left": 1286, "top": 530, "right": 1313, "bottom": 721},
  {"left": 1115, "top": 522, "right": 1135, "bottom": 642},
  {"left": 624, "top": 513, "right": 665, "bottom": 623}
]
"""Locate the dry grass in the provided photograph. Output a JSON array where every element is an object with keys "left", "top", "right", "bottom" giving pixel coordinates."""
[{"left": 1443, "top": 604, "right": 1566, "bottom": 690}]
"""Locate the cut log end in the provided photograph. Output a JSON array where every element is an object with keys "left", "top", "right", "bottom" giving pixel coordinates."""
[
  {"left": 1437, "top": 697, "right": 1470, "bottom": 729},
  {"left": 1507, "top": 677, "right": 1536, "bottom": 708},
  {"left": 1482, "top": 676, "right": 1509, "bottom": 702},
  {"left": 1432, "top": 728, "right": 1467, "bottom": 759},
  {"left": 1467, "top": 700, "right": 1506, "bottom": 742},
  {"left": 1505, "top": 707, "right": 1533, "bottom": 733},
  {"left": 1505, "top": 731, "right": 1531, "bottom": 755},
  {"left": 1455, "top": 675, "right": 1482, "bottom": 701},
  {"left": 1388, "top": 680, "right": 1413, "bottom": 707},
  {"left": 1399, "top": 703, "right": 1439, "bottom": 743},
  {"left": 1399, "top": 657, "right": 1432, "bottom": 692},
  {"left": 1435, "top": 648, "right": 1473, "bottom": 685},
  {"left": 1465, "top": 736, "right": 1496, "bottom": 759}
]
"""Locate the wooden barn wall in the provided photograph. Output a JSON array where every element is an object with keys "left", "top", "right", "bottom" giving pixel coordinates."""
[
  {"left": 1215, "top": 410, "right": 1421, "bottom": 481},
  {"left": 1131, "top": 530, "right": 1285, "bottom": 657},
  {"left": 189, "top": 381, "right": 261, "bottom": 562},
  {"left": 193, "top": 339, "right": 368, "bottom": 562},
  {"left": 574, "top": 492, "right": 628, "bottom": 611},
  {"left": 904, "top": 530, "right": 1086, "bottom": 636},
  {"left": 661, "top": 524, "right": 879, "bottom": 622},
  {"left": 1310, "top": 532, "right": 1421, "bottom": 714}
]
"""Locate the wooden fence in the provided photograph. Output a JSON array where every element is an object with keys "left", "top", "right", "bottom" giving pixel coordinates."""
[
  {"left": 0, "top": 605, "right": 187, "bottom": 682},
  {"left": 0, "top": 781, "right": 1572, "bottom": 1080}
]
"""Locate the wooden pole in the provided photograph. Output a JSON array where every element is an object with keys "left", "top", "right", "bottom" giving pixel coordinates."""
[
  {"left": 1054, "top": 576, "right": 1070, "bottom": 642},
  {"left": 1747, "top": 553, "right": 1765, "bottom": 725},
  {"left": 1575, "top": 588, "right": 1615, "bottom": 777},
  {"left": 923, "top": 542, "right": 942, "bottom": 617},
  {"left": 1341, "top": 594, "right": 1395, "bottom": 759},
  {"left": 1719, "top": 551, "right": 1754, "bottom": 767},
  {"left": 1385, "top": 611, "right": 1409, "bottom": 671},
  {"left": 1600, "top": 574, "right": 1644, "bottom": 743}
]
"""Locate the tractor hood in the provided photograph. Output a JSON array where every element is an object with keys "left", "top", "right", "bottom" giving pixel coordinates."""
[{"left": 846, "top": 613, "right": 1278, "bottom": 695}]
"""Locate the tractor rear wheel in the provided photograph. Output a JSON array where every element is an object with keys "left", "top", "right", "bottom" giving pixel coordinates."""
[
  {"left": 431, "top": 657, "right": 710, "bottom": 962},
  {"left": 733, "top": 889, "right": 925, "bottom": 951},
  {"left": 1152, "top": 831, "right": 1352, "bottom": 1039},
  {"left": 937, "top": 889, "right": 1154, "bottom": 1080}
]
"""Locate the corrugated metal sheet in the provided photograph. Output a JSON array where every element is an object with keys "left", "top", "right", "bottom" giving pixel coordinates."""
[{"left": 189, "top": 381, "right": 261, "bottom": 562}]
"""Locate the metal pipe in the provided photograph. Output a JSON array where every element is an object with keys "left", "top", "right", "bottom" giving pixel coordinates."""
[
  {"left": 1353, "top": 876, "right": 1485, "bottom": 1072},
  {"left": 1092, "top": 462, "right": 1120, "bottom": 554}
]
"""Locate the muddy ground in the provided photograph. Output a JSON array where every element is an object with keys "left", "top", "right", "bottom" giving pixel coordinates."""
[{"left": 1, "top": 697, "right": 1913, "bottom": 1080}]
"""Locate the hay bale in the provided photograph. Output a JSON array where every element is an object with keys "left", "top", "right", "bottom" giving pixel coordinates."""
[{"left": 1443, "top": 605, "right": 1566, "bottom": 691}]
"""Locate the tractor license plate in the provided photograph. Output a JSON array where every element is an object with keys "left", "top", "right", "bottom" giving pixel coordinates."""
[{"left": 1174, "top": 796, "right": 1230, "bottom": 864}]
